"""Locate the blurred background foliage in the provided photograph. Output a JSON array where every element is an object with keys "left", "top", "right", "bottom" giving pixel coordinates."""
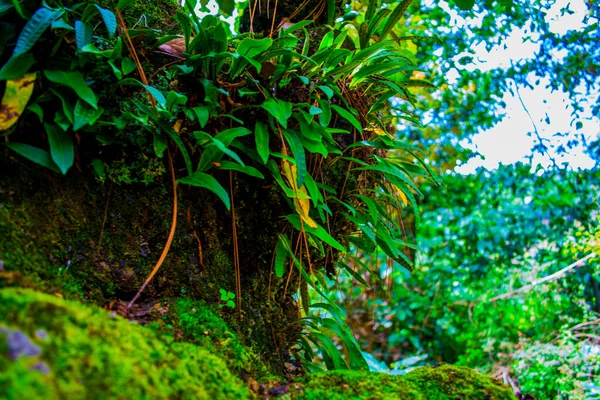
[{"left": 312, "top": 164, "right": 600, "bottom": 398}]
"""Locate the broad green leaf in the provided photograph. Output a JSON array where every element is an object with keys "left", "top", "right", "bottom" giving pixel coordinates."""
[
  {"left": 192, "top": 106, "right": 210, "bottom": 128},
  {"left": 331, "top": 104, "right": 362, "bottom": 132},
  {"left": 44, "top": 70, "right": 98, "bottom": 109},
  {"left": 73, "top": 99, "right": 98, "bottom": 130},
  {"left": 214, "top": 127, "right": 252, "bottom": 145},
  {"left": 13, "top": 8, "right": 63, "bottom": 57},
  {"left": 95, "top": 5, "right": 117, "bottom": 37},
  {"left": 218, "top": 160, "right": 264, "bottom": 179},
  {"left": 254, "top": 121, "right": 270, "bottom": 164},
  {"left": 0, "top": 53, "right": 35, "bottom": 80},
  {"left": 0, "top": 73, "right": 36, "bottom": 131},
  {"left": 46, "top": 123, "right": 74, "bottom": 175},
  {"left": 237, "top": 37, "right": 273, "bottom": 58},
  {"left": 261, "top": 98, "right": 292, "bottom": 128},
  {"left": 179, "top": 172, "right": 231, "bottom": 210},
  {"left": 5, "top": 143, "right": 59, "bottom": 172},
  {"left": 217, "top": 0, "right": 235, "bottom": 15},
  {"left": 317, "top": 85, "right": 334, "bottom": 99},
  {"left": 121, "top": 57, "right": 137, "bottom": 75},
  {"left": 318, "top": 99, "right": 331, "bottom": 127}
]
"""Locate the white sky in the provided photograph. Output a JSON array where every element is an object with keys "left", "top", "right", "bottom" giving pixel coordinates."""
[{"left": 450, "top": 0, "right": 599, "bottom": 173}]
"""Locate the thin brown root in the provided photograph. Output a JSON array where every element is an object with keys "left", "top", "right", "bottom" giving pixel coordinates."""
[{"left": 127, "top": 149, "right": 177, "bottom": 309}]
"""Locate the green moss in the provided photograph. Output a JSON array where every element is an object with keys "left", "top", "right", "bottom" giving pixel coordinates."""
[
  {"left": 0, "top": 288, "right": 251, "bottom": 400},
  {"left": 401, "top": 365, "right": 516, "bottom": 399},
  {"left": 294, "top": 370, "right": 422, "bottom": 400},
  {"left": 293, "top": 366, "right": 517, "bottom": 400},
  {"left": 173, "top": 298, "right": 271, "bottom": 379}
]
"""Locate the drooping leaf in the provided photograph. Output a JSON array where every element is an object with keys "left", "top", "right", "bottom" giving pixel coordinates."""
[
  {"left": 286, "top": 214, "right": 345, "bottom": 252},
  {"left": 5, "top": 143, "right": 59, "bottom": 173},
  {"left": 45, "top": 123, "right": 74, "bottom": 175},
  {"left": 218, "top": 160, "right": 264, "bottom": 178},
  {"left": 330, "top": 104, "right": 362, "bottom": 132},
  {"left": 0, "top": 72, "right": 36, "bottom": 131},
  {"left": 179, "top": 172, "right": 231, "bottom": 210}
]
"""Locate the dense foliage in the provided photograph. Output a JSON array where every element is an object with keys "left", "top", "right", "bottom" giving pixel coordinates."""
[{"left": 319, "top": 164, "right": 600, "bottom": 398}]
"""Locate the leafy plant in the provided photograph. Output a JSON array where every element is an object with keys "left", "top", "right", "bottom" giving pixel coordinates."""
[
  {"left": 0, "top": 0, "right": 439, "bottom": 372},
  {"left": 219, "top": 288, "right": 236, "bottom": 309}
]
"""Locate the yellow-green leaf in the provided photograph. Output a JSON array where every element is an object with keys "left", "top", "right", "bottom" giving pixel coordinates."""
[{"left": 0, "top": 73, "right": 36, "bottom": 131}]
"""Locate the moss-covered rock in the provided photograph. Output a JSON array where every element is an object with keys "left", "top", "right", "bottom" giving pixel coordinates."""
[
  {"left": 0, "top": 287, "right": 251, "bottom": 399},
  {"left": 292, "top": 366, "right": 517, "bottom": 400}
]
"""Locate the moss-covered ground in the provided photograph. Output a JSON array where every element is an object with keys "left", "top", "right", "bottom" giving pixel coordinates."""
[
  {"left": 293, "top": 366, "right": 517, "bottom": 399},
  {"left": 0, "top": 287, "right": 251, "bottom": 399}
]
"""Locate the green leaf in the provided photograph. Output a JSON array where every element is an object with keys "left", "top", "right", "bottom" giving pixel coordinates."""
[
  {"left": 318, "top": 100, "right": 331, "bottom": 127},
  {"left": 330, "top": 104, "right": 362, "bottom": 132},
  {"left": 286, "top": 214, "right": 346, "bottom": 252},
  {"left": 254, "top": 121, "right": 269, "bottom": 164},
  {"left": 261, "top": 99, "right": 292, "bottom": 128},
  {"left": 45, "top": 123, "right": 74, "bottom": 175},
  {"left": 73, "top": 99, "right": 98, "bottom": 130},
  {"left": 13, "top": 8, "right": 63, "bottom": 57},
  {"left": 317, "top": 85, "right": 334, "bottom": 99},
  {"left": 275, "top": 234, "right": 289, "bottom": 278},
  {"left": 320, "top": 318, "right": 369, "bottom": 370},
  {"left": 379, "top": 0, "right": 413, "bottom": 41},
  {"left": 91, "top": 158, "right": 105, "bottom": 179},
  {"left": 5, "top": 143, "right": 59, "bottom": 173},
  {"left": 218, "top": 160, "right": 264, "bottom": 179},
  {"left": 95, "top": 5, "right": 117, "bottom": 37},
  {"left": 0, "top": 53, "right": 35, "bottom": 80},
  {"left": 282, "top": 130, "right": 306, "bottom": 188},
  {"left": 192, "top": 106, "right": 210, "bottom": 128},
  {"left": 44, "top": 70, "right": 98, "bottom": 109},
  {"left": 179, "top": 172, "right": 231, "bottom": 210},
  {"left": 217, "top": 0, "right": 235, "bottom": 15},
  {"left": 75, "top": 20, "right": 93, "bottom": 52},
  {"left": 153, "top": 132, "right": 167, "bottom": 157},
  {"left": 121, "top": 58, "right": 137, "bottom": 75},
  {"left": 117, "top": 0, "right": 136, "bottom": 9}
]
